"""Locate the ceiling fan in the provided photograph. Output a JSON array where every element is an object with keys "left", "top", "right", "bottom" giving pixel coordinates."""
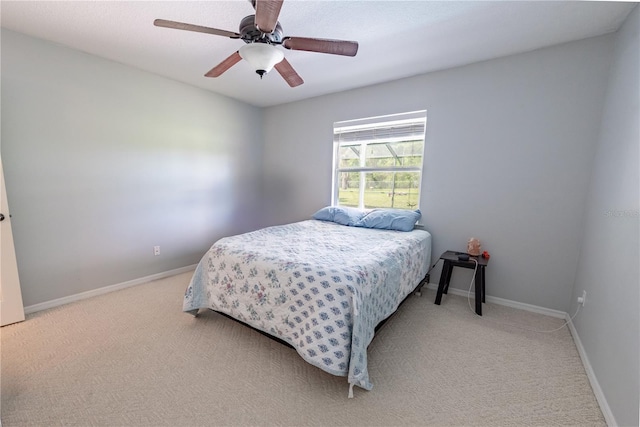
[{"left": 154, "top": 0, "right": 359, "bottom": 88}]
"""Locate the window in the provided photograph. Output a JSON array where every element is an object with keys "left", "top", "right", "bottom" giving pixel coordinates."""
[{"left": 332, "top": 111, "right": 426, "bottom": 210}]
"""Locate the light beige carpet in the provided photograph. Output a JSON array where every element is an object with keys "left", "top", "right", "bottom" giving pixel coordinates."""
[{"left": 1, "top": 272, "right": 604, "bottom": 426}]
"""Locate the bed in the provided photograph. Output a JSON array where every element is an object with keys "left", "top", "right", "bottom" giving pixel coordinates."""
[{"left": 183, "top": 210, "right": 432, "bottom": 397}]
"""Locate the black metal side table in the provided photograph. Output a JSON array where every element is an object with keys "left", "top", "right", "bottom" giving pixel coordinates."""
[{"left": 434, "top": 250, "right": 489, "bottom": 315}]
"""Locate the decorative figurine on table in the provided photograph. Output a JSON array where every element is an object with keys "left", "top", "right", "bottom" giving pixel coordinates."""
[{"left": 467, "top": 238, "right": 482, "bottom": 256}]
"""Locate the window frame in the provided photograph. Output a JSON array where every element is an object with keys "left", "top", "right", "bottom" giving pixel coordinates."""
[{"left": 331, "top": 111, "right": 427, "bottom": 210}]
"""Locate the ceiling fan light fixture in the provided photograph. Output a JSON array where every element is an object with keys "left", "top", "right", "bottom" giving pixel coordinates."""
[{"left": 239, "top": 43, "right": 284, "bottom": 78}]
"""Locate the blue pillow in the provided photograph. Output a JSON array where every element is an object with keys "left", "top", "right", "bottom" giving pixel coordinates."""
[
  {"left": 333, "top": 207, "right": 367, "bottom": 226},
  {"left": 312, "top": 206, "right": 367, "bottom": 226},
  {"left": 355, "top": 209, "right": 421, "bottom": 232},
  {"left": 312, "top": 206, "right": 338, "bottom": 222}
]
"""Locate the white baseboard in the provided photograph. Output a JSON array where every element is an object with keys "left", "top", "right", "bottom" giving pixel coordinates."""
[
  {"left": 424, "top": 283, "right": 566, "bottom": 318},
  {"left": 24, "top": 264, "right": 197, "bottom": 315},
  {"left": 567, "top": 316, "right": 617, "bottom": 427},
  {"left": 425, "top": 282, "right": 615, "bottom": 426}
]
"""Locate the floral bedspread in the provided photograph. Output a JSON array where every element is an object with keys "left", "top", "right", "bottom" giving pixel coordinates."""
[{"left": 183, "top": 220, "right": 431, "bottom": 395}]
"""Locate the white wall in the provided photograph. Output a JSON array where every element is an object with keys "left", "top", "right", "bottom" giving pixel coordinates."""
[
  {"left": 262, "top": 35, "right": 614, "bottom": 312},
  {"left": 1, "top": 29, "right": 264, "bottom": 307},
  {"left": 571, "top": 5, "right": 639, "bottom": 426}
]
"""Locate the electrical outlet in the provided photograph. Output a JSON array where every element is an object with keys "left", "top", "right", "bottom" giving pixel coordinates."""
[
  {"left": 577, "top": 290, "right": 586, "bottom": 306},
  {"left": 153, "top": 246, "right": 160, "bottom": 256}
]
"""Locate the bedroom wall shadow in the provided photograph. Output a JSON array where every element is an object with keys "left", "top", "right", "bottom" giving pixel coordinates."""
[
  {"left": 262, "top": 34, "right": 614, "bottom": 313},
  {"left": 570, "top": 5, "right": 639, "bottom": 426},
  {"left": 0, "top": 29, "right": 265, "bottom": 307}
]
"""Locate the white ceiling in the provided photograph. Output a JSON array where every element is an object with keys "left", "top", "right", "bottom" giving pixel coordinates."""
[{"left": 0, "top": 1, "right": 636, "bottom": 107}]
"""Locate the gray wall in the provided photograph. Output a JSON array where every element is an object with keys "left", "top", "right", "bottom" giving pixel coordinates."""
[
  {"left": 571, "top": 5, "right": 639, "bottom": 427},
  {"left": 1, "top": 29, "right": 264, "bottom": 307},
  {"left": 262, "top": 35, "right": 614, "bottom": 312}
]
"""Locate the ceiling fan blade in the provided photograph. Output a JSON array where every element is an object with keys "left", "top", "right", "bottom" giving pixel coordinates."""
[
  {"left": 283, "top": 37, "right": 358, "bottom": 57},
  {"left": 274, "top": 58, "right": 304, "bottom": 87},
  {"left": 255, "top": 0, "right": 284, "bottom": 33},
  {"left": 205, "top": 52, "right": 242, "bottom": 77},
  {"left": 154, "top": 19, "right": 240, "bottom": 39}
]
